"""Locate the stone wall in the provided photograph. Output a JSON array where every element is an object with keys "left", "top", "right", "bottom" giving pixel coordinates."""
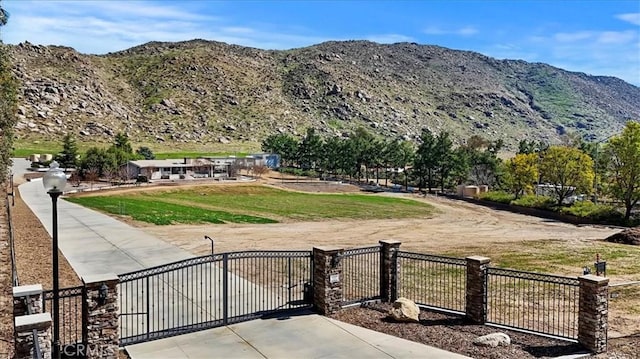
[
  {"left": 465, "top": 256, "right": 490, "bottom": 324},
  {"left": 578, "top": 275, "right": 609, "bottom": 353},
  {"left": 83, "top": 274, "right": 119, "bottom": 359},
  {"left": 312, "top": 246, "right": 343, "bottom": 315},
  {"left": 14, "top": 313, "right": 52, "bottom": 359}
]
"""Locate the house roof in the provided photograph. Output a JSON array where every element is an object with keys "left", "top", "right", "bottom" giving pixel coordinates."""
[{"left": 128, "top": 159, "right": 212, "bottom": 168}]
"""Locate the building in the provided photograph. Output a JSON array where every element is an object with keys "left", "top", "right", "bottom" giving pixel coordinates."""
[{"left": 124, "top": 153, "right": 280, "bottom": 181}]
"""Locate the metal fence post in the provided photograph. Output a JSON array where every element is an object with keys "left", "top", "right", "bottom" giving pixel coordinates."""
[
  {"left": 379, "top": 240, "right": 401, "bottom": 302},
  {"left": 222, "top": 253, "right": 229, "bottom": 325}
]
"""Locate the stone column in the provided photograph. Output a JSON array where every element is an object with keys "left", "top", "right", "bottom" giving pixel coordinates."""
[
  {"left": 83, "top": 274, "right": 119, "bottom": 359},
  {"left": 465, "top": 256, "right": 490, "bottom": 324},
  {"left": 578, "top": 275, "right": 609, "bottom": 353},
  {"left": 13, "top": 284, "right": 44, "bottom": 317},
  {"left": 312, "top": 246, "right": 343, "bottom": 315},
  {"left": 379, "top": 240, "right": 401, "bottom": 302},
  {"left": 14, "top": 313, "right": 52, "bottom": 359}
]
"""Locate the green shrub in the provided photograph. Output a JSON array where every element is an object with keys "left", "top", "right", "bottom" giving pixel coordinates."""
[
  {"left": 511, "top": 195, "right": 555, "bottom": 209},
  {"left": 479, "top": 191, "right": 514, "bottom": 204},
  {"left": 560, "top": 201, "right": 624, "bottom": 222}
]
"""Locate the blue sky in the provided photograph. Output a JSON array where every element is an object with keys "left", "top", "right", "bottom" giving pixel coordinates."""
[{"left": 2, "top": 0, "right": 639, "bottom": 85}]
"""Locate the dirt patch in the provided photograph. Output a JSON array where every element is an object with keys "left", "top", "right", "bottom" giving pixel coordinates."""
[{"left": 604, "top": 227, "right": 640, "bottom": 245}]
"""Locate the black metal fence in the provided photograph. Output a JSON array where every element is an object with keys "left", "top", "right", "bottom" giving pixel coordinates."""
[
  {"left": 397, "top": 251, "right": 466, "bottom": 314},
  {"left": 43, "top": 285, "right": 86, "bottom": 352},
  {"left": 341, "top": 246, "right": 381, "bottom": 305},
  {"left": 118, "top": 250, "right": 312, "bottom": 346},
  {"left": 485, "top": 267, "right": 580, "bottom": 339}
]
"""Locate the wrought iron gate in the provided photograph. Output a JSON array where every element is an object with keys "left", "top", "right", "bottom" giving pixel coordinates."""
[
  {"left": 118, "top": 251, "right": 313, "bottom": 346},
  {"left": 43, "top": 285, "right": 87, "bottom": 356}
]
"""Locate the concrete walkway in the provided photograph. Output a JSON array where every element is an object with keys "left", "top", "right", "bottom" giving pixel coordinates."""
[
  {"left": 126, "top": 313, "right": 471, "bottom": 359},
  {"left": 18, "top": 171, "right": 192, "bottom": 277},
  {"left": 14, "top": 159, "right": 470, "bottom": 359}
]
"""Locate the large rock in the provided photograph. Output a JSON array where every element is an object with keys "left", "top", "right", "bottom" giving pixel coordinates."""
[
  {"left": 388, "top": 297, "right": 420, "bottom": 322},
  {"left": 473, "top": 333, "right": 511, "bottom": 347}
]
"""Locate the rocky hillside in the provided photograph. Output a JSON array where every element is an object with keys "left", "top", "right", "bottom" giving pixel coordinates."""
[{"left": 9, "top": 39, "right": 640, "bottom": 150}]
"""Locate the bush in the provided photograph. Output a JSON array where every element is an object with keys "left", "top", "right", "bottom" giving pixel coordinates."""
[
  {"left": 479, "top": 191, "right": 514, "bottom": 204},
  {"left": 559, "top": 201, "right": 624, "bottom": 222},
  {"left": 510, "top": 195, "right": 555, "bottom": 209}
]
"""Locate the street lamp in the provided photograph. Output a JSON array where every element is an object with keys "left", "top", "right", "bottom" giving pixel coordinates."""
[{"left": 43, "top": 161, "right": 67, "bottom": 359}]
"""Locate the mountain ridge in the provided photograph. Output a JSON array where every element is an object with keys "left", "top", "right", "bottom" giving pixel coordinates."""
[{"left": 9, "top": 39, "right": 640, "bottom": 150}]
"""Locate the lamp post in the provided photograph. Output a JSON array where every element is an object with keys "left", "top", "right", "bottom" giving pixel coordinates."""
[
  {"left": 43, "top": 161, "right": 67, "bottom": 359},
  {"left": 204, "top": 235, "right": 214, "bottom": 257}
]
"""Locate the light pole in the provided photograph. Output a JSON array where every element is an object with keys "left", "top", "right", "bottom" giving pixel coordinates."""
[
  {"left": 204, "top": 235, "right": 214, "bottom": 257},
  {"left": 43, "top": 161, "right": 67, "bottom": 359}
]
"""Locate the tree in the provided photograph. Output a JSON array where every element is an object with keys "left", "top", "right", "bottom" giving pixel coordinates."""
[
  {"left": 413, "top": 128, "right": 438, "bottom": 192},
  {"left": 55, "top": 134, "right": 79, "bottom": 168},
  {"left": 136, "top": 146, "right": 155, "bottom": 160},
  {"left": 297, "top": 128, "right": 323, "bottom": 170},
  {"left": 504, "top": 153, "right": 539, "bottom": 198},
  {"left": 0, "top": 44, "right": 18, "bottom": 181},
  {"left": 602, "top": 121, "right": 640, "bottom": 221},
  {"left": 252, "top": 164, "right": 269, "bottom": 179},
  {"left": 434, "top": 131, "right": 454, "bottom": 192},
  {"left": 539, "top": 146, "right": 594, "bottom": 206},
  {"left": 114, "top": 132, "right": 133, "bottom": 154},
  {"left": 261, "top": 133, "right": 299, "bottom": 167},
  {"left": 348, "top": 127, "right": 377, "bottom": 182}
]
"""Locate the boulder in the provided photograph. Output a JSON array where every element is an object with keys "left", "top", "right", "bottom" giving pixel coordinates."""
[
  {"left": 388, "top": 297, "right": 419, "bottom": 322},
  {"left": 473, "top": 333, "right": 511, "bottom": 347}
]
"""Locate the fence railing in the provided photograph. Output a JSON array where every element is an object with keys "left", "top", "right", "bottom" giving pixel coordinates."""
[
  {"left": 118, "top": 250, "right": 313, "bottom": 346},
  {"left": 397, "top": 251, "right": 466, "bottom": 314},
  {"left": 485, "top": 267, "right": 580, "bottom": 339},
  {"left": 43, "top": 285, "right": 86, "bottom": 350},
  {"left": 341, "top": 246, "right": 381, "bottom": 305}
]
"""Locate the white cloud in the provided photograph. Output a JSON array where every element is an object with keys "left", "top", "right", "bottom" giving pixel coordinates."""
[
  {"left": 366, "top": 34, "right": 414, "bottom": 44},
  {"left": 616, "top": 12, "right": 640, "bottom": 26},
  {"left": 554, "top": 31, "right": 593, "bottom": 42},
  {"left": 2, "top": 0, "right": 327, "bottom": 53},
  {"left": 457, "top": 26, "right": 478, "bottom": 36},
  {"left": 597, "top": 30, "right": 637, "bottom": 44},
  {"left": 423, "top": 25, "right": 477, "bottom": 36}
]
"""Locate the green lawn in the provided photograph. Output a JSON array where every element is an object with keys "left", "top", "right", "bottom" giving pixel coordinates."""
[{"left": 66, "top": 185, "right": 435, "bottom": 225}]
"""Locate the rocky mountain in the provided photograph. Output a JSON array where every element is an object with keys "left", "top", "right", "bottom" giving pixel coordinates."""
[{"left": 9, "top": 39, "right": 640, "bottom": 150}]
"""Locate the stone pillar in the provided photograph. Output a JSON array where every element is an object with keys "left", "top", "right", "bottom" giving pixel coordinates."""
[
  {"left": 13, "top": 284, "right": 44, "bottom": 317},
  {"left": 312, "top": 246, "right": 343, "bottom": 315},
  {"left": 83, "top": 274, "right": 119, "bottom": 359},
  {"left": 578, "top": 275, "right": 609, "bottom": 353},
  {"left": 14, "top": 313, "right": 52, "bottom": 359},
  {"left": 379, "top": 240, "right": 401, "bottom": 302},
  {"left": 465, "top": 256, "right": 490, "bottom": 324}
]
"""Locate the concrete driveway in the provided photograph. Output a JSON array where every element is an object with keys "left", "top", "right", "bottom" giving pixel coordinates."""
[
  {"left": 14, "top": 159, "right": 469, "bottom": 359},
  {"left": 126, "top": 312, "right": 471, "bottom": 359}
]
